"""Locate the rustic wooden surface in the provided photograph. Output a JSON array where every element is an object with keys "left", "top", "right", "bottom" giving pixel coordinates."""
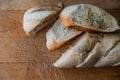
[{"left": 0, "top": 0, "right": 120, "bottom": 80}]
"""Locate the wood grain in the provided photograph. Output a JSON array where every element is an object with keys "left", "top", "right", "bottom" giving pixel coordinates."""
[
  {"left": 0, "top": 0, "right": 120, "bottom": 80},
  {"left": 0, "top": 0, "right": 120, "bottom": 10},
  {"left": 0, "top": 63, "right": 119, "bottom": 80}
]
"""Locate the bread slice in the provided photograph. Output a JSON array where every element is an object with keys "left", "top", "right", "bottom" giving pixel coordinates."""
[
  {"left": 60, "top": 4, "right": 120, "bottom": 32},
  {"left": 23, "top": 3, "right": 63, "bottom": 35},
  {"left": 94, "top": 33, "right": 120, "bottom": 67},
  {"left": 53, "top": 32, "right": 101, "bottom": 68},
  {"left": 95, "top": 42, "right": 120, "bottom": 67},
  {"left": 76, "top": 43, "right": 101, "bottom": 67},
  {"left": 46, "top": 19, "right": 83, "bottom": 51}
]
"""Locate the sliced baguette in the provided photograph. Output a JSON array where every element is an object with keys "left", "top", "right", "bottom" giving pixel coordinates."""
[
  {"left": 46, "top": 19, "right": 83, "bottom": 51},
  {"left": 77, "top": 33, "right": 120, "bottom": 67},
  {"left": 53, "top": 32, "right": 101, "bottom": 68},
  {"left": 60, "top": 4, "right": 120, "bottom": 32},
  {"left": 53, "top": 32, "right": 120, "bottom": 68},
  {"left": 95, "top": 42, "right": 120, "bottom": 67},
  {"left": 76, "top": 43, "right": 101, "bottom": 67},
  {"left": 23, "top": 3, "right": 63, "bottom": 35},
  {"left": 94, "top": 33, "right": 120, "bottom": 67}
]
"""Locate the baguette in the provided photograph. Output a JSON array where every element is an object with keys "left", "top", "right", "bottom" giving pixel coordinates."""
[
  {"left": 60, "top": 4, "right": 120, "bottom": 32},
  {"left": 95, "top": 42, "right": 120, "bottom": 67},
  {"left": 53, "top": 33, "right": 120, "bottom": 68},
  {"left": 77, "top": 33, "right": 120, "bottom": 67},
  {"left": 94, "top": 33, "right": 120, "bottom": 67},
  {"left": 53, "top": 32, "right": 101, "bottom": 68}
]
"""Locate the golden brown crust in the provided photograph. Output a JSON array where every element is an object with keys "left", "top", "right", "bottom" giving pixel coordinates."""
[
  {"left": 47, "top": 39, "right": 65, "bottom": 51},
  {"left": 59, "top": 13, "right": 74, "bottom": 27},
  {"left": 69, "top": 24, "right": 120, "bottom": 33},
  {"left": 69, "top": 25, "right": 103, "bottom": 33}
]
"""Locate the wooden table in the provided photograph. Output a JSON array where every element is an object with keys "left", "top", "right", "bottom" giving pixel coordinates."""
[{"left": 0, "top": 0, "right": 120, "bottom": 80}]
